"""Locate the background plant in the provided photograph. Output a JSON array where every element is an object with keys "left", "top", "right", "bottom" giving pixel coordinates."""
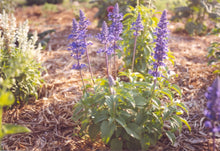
[
  {"left": 89, "top": 0, "right": 154, "bottom": 27},
  {"left": 0, "top": 11, "right": 43, "bottom": 103},
  {"left": 0, "top": 0, "right": 15, "bottom": 13},
  {"left": 171, "top": 0, "right": 220, "bottom": 35},
  {"left": 122, "top": 5, "right": 158, "bottom": 73},
  {"left": 0, "top": 59, "right": 31, "bottom": 150},
  {"left": 207, "top": 27, "right": 220, "bottom": 75}
]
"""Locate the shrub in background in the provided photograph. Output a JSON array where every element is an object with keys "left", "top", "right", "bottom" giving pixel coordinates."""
[
  {"left": 0, "top": 0, "right": 15, "bottom": 13},
  {"left": 207, "top": 27, "right": 220, "bottom": 75},
  {"left": 171, "top": 0, "right": 220, "bottom": 35},
  {"left": 0, "top": 11, "right": 43, "bottom": 103},
  {"left": 89, "top": 0, "right": 154, "bottom": 27}
]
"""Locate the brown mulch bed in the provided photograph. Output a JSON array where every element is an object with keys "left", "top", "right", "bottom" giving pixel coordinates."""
[{"left": 2, "top": 3, "right": 220, "bottom": 151}]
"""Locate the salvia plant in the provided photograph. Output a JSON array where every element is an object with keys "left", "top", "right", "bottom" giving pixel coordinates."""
[
  {"left": 122, "top": 5, "right": 158, "bottom": 73},
  {"left": 68, "top": 10, "right": 94, "bottom": 86},
  {"left": 72, "top": 5, "right": 190, "bottom": 150},
  {"left": 204, "top": 76, "right": 220, "bottom": 151},
  {"left": 0, "top": 11, "right": 43, "bottom": 103},
  {"left": 107, "top": 3, "right": 123, "bottom": 77}
]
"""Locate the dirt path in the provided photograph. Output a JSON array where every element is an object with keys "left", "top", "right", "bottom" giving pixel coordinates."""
[{"left": 2, "top": 5, "right": 220, "bottom": 150}]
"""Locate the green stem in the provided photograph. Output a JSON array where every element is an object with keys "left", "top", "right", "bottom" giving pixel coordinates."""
[
  {"left": 79, "top": 69, "right": 86, "bottom": 92},
  {"left": 84, "top": 38, "right": 95, "bottom": 85},
  {"left": 131, "top": 35, "right": 138, "bottom": 72}
]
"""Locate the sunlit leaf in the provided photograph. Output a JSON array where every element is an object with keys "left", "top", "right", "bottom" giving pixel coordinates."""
[{"left": 2, "top": 124, "right": 31, "bottom": 137}]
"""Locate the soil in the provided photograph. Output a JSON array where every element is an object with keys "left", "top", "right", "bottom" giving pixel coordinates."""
[{"left": 1, "top": 2, "right": 220, "bottom": 151}]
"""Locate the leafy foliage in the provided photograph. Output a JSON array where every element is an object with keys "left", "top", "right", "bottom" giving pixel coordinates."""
[
  {"left": 122, "top": 5, "right": 158, "bottom": 73},
  {"left": 0, "top": 11, "right": 43, "bottom": 103},
  {"left": 207, "top": 41, "right": 220, "bottom": 75},
  {"left": 89, "top": 0, "right": 154, "bottom": 27},
  {"left": 73, "top": 71, "right": 189, "bottom": 150},
  {"left": 0, "top": 51, "right": 31, "bottom": 149},
  {"left": 171, "top": 0, "right": 220, "bottom": 35}
]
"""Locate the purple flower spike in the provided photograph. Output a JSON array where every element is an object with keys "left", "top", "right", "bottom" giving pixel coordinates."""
[
  {"left": 68, "top": 10, "right": 91, "bottom": 70},
  {"left": 131, "top": 13, "right": 144, "bottom": 36},
  {"left": 204, "top": 76, "right": 220, "bottom": 133},
  {"left": 108, "top": 3, "right": 123, "bottom": 45},
  {"left": 97, "top": 21, "right": 109, "bottom": 45},
  {"left": 150, "top": 10, "right": 169, "bottom": 77}
]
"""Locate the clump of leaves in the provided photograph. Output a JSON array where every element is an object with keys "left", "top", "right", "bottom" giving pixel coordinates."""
[
  {"left": 0, "top": 11, "right": 43, "bottom": 103},
  {"left": 73, "top": 71, "right": 190, "bottom": 150},
  {"left": 0, "top": 60, "right": 31, "bottom": 150},
  {"left": 171, "top": 0, "right": 220, "bottom": 35}
]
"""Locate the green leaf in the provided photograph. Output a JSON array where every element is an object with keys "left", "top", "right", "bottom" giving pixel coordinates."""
[
  {"left": 105, "top": 96, "right": 113, "bottom": 110},
  {"left": 110, "top": 138, "right": 123, "bottom": 151},
  {"left": 159, "top": 89, "right": 173, "bottom": 102},
  {"left": 170, "top": 84, "right": 182, "bottom": 97},
  {"left": 180, "top": 117, "right": 191, "bottom": 132},
  {"left": 2, "top": 124, "right": 31, "bottom": 137},
  {"left": 116, "top": 116, "right": 127, "bottom": 128},
  {"left": 94, "top": 110, "right": 109, "bottom": 124},
  {"left": 100, "top": 121, "right": 115, "bottom": 144},
  {"left": 135, "top": 95, "right": 147, "bottom": 107},
  {"left": 176, "top": 102, "right": 189, "bottom": 115},
  {"left": 0, "top": 91, "right": 14, "bottom": 106},
  {"left": 88, "top": 124, "right": 100, "bottom": 141},
  {"left": 124, "top": 123, "right": 140, "bottom": 140},
  {"left": 165, "top": 131, "right": 176, "bottom": 144}
]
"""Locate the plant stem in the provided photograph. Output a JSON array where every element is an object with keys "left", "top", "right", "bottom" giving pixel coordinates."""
[
  {"left": 76, "top": 49, "right": 86, "bottom": 91},
  {"left": 113, "top": 41, "right": 116, "bottom": 77},
  {"left": 105, "top": 52, "right": 110, "bottom": 78},
  {"left": 79, "top": 69, "right": 86, "bottom": 91},
  {"left": 84, "top": 38, "right": 95, "bottom": 85},
  {"left": 213, "top": 131, "right": 215, "bottom": 151},
  {"left": 131, "top": 35, "right": 138, "bottom": 72},
  {"left": 137, "top": 0, "right": 139, "bottom": 6}
]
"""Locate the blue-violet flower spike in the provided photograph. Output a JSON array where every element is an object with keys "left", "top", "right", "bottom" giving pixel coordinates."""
[
  {"left": 150, "top": 10, "right": 169, "bottom": 77},
  {"left": 131, "top": 13, "right": 144, "bottom": 36},
  {"left": 204, "top": 76, "right": 220, "bottom": 133}
]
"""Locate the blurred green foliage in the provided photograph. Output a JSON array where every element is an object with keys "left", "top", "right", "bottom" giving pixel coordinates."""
[
  {"left": 89, "top": 0, "right": 154, "bottom": 27},
  {"left": 172, "top": 0, "right": 220, "bottom": 35},
  {"left": 0, "top": 0, "right": 15, "bottom": 13},
  {"left": 0, "top": 11, "right": 43, "bottom": 103}
]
